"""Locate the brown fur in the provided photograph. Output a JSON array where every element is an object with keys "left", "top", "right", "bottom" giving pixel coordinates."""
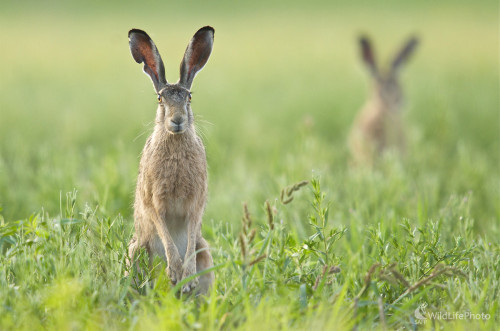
[
  {"left": 349, "top": 80, "right": 405, "bottom": 164},
  {"left": 127, "top": 27, "right": 215, "bottom": 295}
]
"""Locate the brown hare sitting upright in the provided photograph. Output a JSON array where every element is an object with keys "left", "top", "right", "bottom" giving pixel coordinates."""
[
  {"left": 349, "top": 35, "right": 419, "bottom": 165},
  {"left": 127, "top": 27, "right": 215, "bottom": 295}
]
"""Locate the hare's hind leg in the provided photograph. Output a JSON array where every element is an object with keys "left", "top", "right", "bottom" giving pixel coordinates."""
[{"left": 196, "top": 237, "right": 214, "bottom": 295}]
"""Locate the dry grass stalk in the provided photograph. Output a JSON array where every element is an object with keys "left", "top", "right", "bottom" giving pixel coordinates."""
[
  {"left": 249, "top": 254, "right": 267, "bottom": 266},
  {"left": 265, "top": 200, "right": 274, "bottom": 230},
  {"left": 239, "top": 233, "right": 246, "bottom": 258},
  {"left": 280, "top": 180, "right": 309, "bottom": 204}
]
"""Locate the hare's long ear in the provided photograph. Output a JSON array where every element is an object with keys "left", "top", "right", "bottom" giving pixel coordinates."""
[
  {"left": 359, "top": 36, "right": 377, "bottom": 76},
  {"left": 391, "top": 36, "right": 419, "bottom": 72},
  {"left": 179, "top": 26, "right": 214, "bottom": 90},
  {"left": 129, "top": 29, "right": 167, "bottom": 92}
]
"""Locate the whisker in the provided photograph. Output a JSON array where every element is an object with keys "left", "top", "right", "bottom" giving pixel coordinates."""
[
  {"left": 194, "top": 115, "right": 213, "bottom": 143},
  {"left": 133, "top": 121, "right": 155, "bottom": 142}
]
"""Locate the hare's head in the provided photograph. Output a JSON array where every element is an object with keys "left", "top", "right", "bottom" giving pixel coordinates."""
[
  {"left": 359, "top": 35, "right": 418, "bottom": 110},
  {"left": 129, "top": 27, "right": 214, "bottom": 135}
]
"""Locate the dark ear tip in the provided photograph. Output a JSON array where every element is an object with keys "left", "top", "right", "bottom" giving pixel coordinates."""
[
  {"left": 197, "top": 26, "right": 215, "bottom": 36},
  {"left": 406, "top": 36, "right": 420, "bottom": 51},
  {"left": 128, "top": 29, "right": 149, "bottom": 39},
  {"left": 359, "top": 35, "right": 370, "bottom": 46}
]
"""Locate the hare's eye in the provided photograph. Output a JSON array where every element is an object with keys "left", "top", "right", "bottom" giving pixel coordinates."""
[
  {"left": 157, "top": 95, "right": 162, "bottom": 102},
  {"left": 188, "top": 93, "right": 192, "bottom": 102}
]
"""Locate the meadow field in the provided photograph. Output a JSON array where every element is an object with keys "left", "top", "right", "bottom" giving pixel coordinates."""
[{"left": 0, "top": 0, "right": 498, "bottom": 329}]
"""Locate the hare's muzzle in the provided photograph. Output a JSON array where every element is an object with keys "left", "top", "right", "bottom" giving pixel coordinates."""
[{"left": 167, "top": 117, "right": 186, "bottom": 134}]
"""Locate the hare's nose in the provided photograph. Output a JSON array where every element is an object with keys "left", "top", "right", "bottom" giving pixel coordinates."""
[{"left": 171, "top": 116, "right": 184, "bottom": 125}]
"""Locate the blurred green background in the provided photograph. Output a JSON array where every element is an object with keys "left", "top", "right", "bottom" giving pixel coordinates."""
[{"left": 0, "top": 0, "right": 498, "bottom": 235}]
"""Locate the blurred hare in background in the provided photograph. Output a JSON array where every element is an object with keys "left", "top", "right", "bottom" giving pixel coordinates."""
[{"left": 349, "top": 35, "right": 419, "bottom": 165}]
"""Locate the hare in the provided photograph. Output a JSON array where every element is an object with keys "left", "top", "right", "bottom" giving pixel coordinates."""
[
  {"left": 349, "top": 35, "right": 419, "bottom": 165},
  {"left": 127, "top": 26, "right": 215, "bottom": 295}
]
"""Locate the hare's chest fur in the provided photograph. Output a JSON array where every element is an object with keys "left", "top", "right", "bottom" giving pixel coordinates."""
[
  {"left": 158, "top": 146, "right": 206, "bottom": 198},
  {"left": 137, "top": 132, "right": 207, "bottom": 217}
]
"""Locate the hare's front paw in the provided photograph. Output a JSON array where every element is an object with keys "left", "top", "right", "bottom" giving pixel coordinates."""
[
  {"left": 181, "top": 266, "right": 199, "bottom": 293},
  {"left": 166, "top": 260, "right": 183, "bottom": 285}
]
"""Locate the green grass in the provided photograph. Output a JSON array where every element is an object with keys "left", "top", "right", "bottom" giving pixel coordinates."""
[{"left": 0, "top": 1, "right": 498, "bottom": 329}]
